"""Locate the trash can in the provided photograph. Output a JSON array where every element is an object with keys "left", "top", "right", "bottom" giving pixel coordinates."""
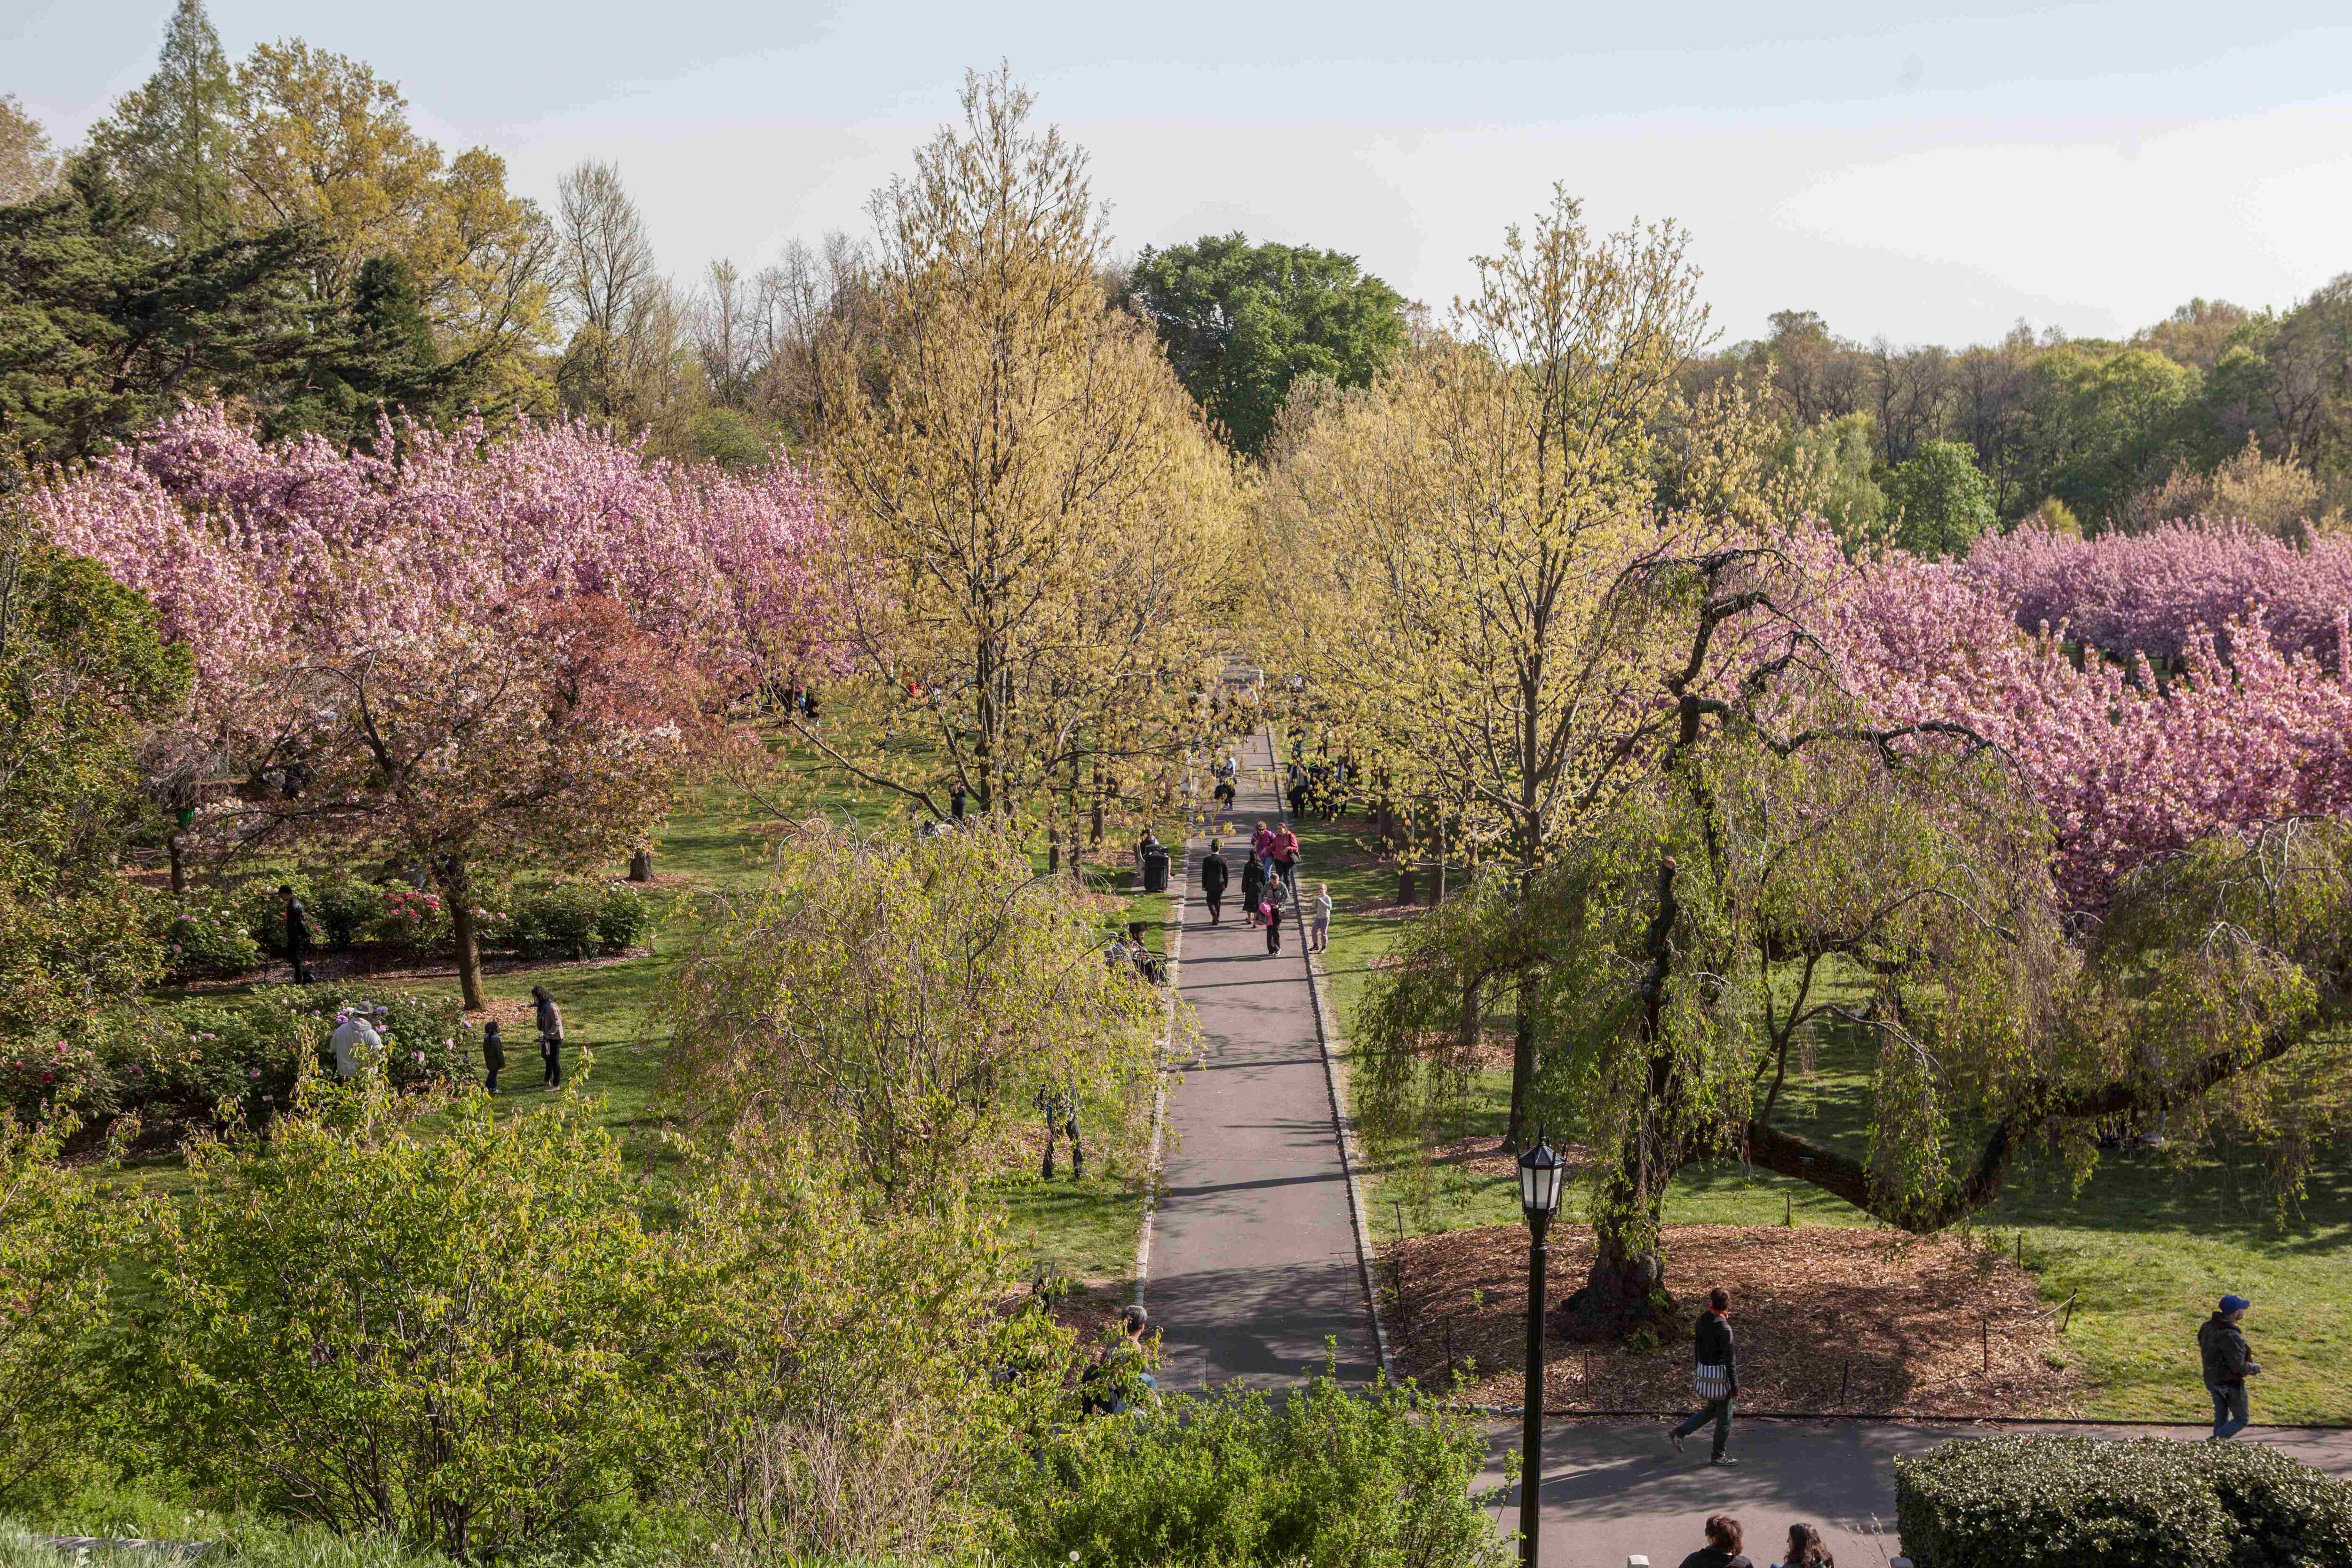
[{"left": 1141, "top": 845, "right": 1170, "bottom": 893}]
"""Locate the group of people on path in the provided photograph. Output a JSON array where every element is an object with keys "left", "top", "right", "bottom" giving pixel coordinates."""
[{"left": 1197, "top": 823, "right": 1328, "bottom": 957}]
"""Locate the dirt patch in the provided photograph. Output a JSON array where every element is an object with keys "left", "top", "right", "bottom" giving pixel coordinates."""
[{"left": 1382, "top": 1222, "right": 2082, "bottom": 1418}]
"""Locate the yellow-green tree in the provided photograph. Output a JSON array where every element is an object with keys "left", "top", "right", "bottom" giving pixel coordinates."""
[
  {"left": 1264, "top": 190, "right": 1735, "bottom": 1145},
  {"left": 88, "top": 21, "right": 556, "bottom": 416},
  {"left": 810, "top": 69, "right": 1239, "bottom": 843}
]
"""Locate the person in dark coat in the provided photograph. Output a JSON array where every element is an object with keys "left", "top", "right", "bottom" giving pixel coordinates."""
[
  {"left": 1676, "top": 1515, "right": 1753, "bottom": 1568},
  {"left": 532, "top": 985, "right": 564, "bottom": 1089},
  {"left": 1669, "top": 1287, "right": 1740, "bottom": 1464},
  {"left": 1200, "top": 840, "right": 1231, "bottom": 924},
  {"left": 1263, "top": 892, "right": 1283, "bottom": 955},
  {"left": 950, "top": 780, "right": 968, "bottom": 821},
  {"left": 280, "top": 885, "right": 315, "bottom": 984},
  {"left": 2199, "top": 1294, "right": 2262, "bottom": 1439},
  {"left": 1240, "top": 854, "right": 1265, "bottom": 929},
  {"left": 481, "top": 1020, "right": 505, "bottom": 1093}
]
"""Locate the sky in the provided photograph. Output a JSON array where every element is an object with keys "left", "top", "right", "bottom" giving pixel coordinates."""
[{"left": 8, "top": 0, "right": 2352, "bottom": 347}]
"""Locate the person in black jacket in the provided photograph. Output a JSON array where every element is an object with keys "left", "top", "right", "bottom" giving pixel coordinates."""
[
  {"left": 2199, "top": 1294, "right": 2262, "bottom": 1439},
  {"left": 1200, "top": 840, "right": 1231, "bottom": 924},
  {"left": 281, "top": 884, "right": 314, "bottom": 985},
  {"left": 1676, "top": 1514, "right": 1753, "bottom": 1568},
  {"left": 1669, "top": 1287, "right": 1740, "bottom": 1464},
  {"left": 1240, "top": 854, "right": 1265, "bottom": 929},
  {"left": 481, "top": 1020, "right": 505, "bottom": 1093}
]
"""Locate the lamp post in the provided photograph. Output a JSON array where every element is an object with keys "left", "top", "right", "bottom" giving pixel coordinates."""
[{"left": 1517, "top": 1135, "right": 1568, "bottom": 1568}]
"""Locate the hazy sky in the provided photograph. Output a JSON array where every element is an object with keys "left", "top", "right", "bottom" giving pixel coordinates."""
[{"left": 9, "top": 0, "right": 2352, "bottom": 346}]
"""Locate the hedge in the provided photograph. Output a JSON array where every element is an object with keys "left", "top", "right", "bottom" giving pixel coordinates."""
[{"left": 1895, "top": 1433, "right": 2352, "bottom": 1568}]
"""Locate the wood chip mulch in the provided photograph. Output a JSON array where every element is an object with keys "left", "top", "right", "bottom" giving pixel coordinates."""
[{"left": 1381, "top": 1222, "right": 2082, "bottom": 1418}]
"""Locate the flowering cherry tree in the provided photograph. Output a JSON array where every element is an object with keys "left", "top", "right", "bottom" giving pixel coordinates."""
[
  {"left": 40, "top": 401, "right": 838, "bottom": 1006},
  {"left": 1831, "top": 542, "right": 2352, "bottom": 907},
  {"left": 1961, "top": 519, "right": 2352, "bottom": 670}
]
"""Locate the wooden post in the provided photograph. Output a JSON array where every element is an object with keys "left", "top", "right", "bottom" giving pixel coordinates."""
[
  {"left": 1982, "top": 1313, "right": 1990, "bottom": 1374},
  {"left": 1839, "top": 1359, "right": 1850, "bottom": 1405}
]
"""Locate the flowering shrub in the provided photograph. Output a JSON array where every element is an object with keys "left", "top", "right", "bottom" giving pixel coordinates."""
[
  {"left": 0, "top": 1032, "right": 119, "bottom": 1122},
  {"left": 375, "top": 888, "right": 453, "bottom": 955},
  {"left": 153, "top": 898, "right": 264, "bottom": 981}
]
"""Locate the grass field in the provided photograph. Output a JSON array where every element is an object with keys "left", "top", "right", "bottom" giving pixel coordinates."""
[
  {"left": 124, "top": 742, "right": 1182, "bottom": 1287},
  {"left": 1285, "top": 805, "right": 2352, "bottom": 1424}
]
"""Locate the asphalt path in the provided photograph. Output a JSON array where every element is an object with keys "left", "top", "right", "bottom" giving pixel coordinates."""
[
  {"left": 1482, "top": 1417, "right": 2352, "bottom": 1566},
  {"left": 1143, "top": 730, "right": 1378, "bottom": 1391}
]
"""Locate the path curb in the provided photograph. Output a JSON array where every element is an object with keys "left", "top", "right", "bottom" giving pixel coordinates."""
[{"left": 1131, "top": 832, "right": 1189, "bottom": 1309}]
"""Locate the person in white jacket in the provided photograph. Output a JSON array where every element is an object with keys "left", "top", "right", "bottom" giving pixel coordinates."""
[
  {"left": 1310, "top": 883, "right": 1333, "bottom": 953},
  {"left": 329, "top": 1005, "right": 382, "bottom": 1079}
]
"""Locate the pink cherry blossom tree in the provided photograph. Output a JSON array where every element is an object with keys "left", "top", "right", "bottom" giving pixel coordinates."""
[{"left": 40, "top": 401, "right": 839, "bottom": 1006}]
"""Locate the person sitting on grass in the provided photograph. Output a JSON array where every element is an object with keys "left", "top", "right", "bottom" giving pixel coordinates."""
[{"left": 1677, "top": 1514, "right": 1753, "bottom": 1568}]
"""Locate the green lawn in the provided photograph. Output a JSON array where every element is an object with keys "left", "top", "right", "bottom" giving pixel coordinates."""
[
  {"left": 125, "top": 751, "right": 1176, "bottom": 1286},
  {"left": 1286, "top": 805, "right": 2352, "bottom": 1423}
]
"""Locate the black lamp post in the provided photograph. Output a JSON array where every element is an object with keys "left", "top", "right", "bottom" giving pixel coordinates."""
[{"left": 1517, "top": 1135, "right": 1568, "bottom": 1568}]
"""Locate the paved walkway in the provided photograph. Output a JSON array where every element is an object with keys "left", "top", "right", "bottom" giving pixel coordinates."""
[
  {"left": 1143, "top": 729, "right": 1378, "bottom": 1390},
  {"left": 1483, "top": 1417, "right": 2352, "bottom": 1566}
]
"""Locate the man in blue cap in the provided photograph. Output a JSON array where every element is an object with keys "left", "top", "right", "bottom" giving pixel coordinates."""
[{"left": 2198, "top": 1294, "right": 2262, "bottom": 1439}]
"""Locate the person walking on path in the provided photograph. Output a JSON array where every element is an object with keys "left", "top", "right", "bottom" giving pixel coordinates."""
[
  {"left": 2200, "top": 1293, "right": 2262, "bottom": 1439},
  {"left": 1309, "top": 882, "right": 1333, "bottom": 953},
  {"left": 481, "top": 1019, "right": 505, "bottom": 1092},
  {"left": 1201, "top": 840, "right": 1231, "bottom": 925},
  {"left": 281, "top": 884, "right": 315, "bottom": 985},
  {"left": 533, "top": 985, "right": 565, "bottom": 1089},
  {"left": 1263, "top": 891, "right": 1284, "bottom": 955},
  {"left": 1240, "top": 853, "right": 1266, "bottom": 929},
  {"left": 1773, "top": 1523, "right": 1832, "bottom": 1568},
  {"left": 1669, "top": 1287, "right": 1740, "bottom": 1464},
  {"left": 1270, "top": 822, "right": 1300, "bottom": 897},
  {"left": 1677, "top": 1515, "right": 1754, "bottom": 1568}
]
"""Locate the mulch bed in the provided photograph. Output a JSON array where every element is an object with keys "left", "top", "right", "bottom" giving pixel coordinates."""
[{"left": 1382, "top": 1222, "right": 2082, "bottom": 1417}]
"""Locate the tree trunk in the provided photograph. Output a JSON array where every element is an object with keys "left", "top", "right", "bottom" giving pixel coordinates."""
[
  {"left": 1552, "top": 1152, "right": 1674, "bottom": 1341},
  {"left": 167, "top": 833, "right": 187, "bottom": 895},
  {"left": 440, "top": 861, "right": 485, "bottom": 1011},
  {"left": 1506, "top": 978, "right": 1534, "bottom": 1152},
  {"left": 628, "top": 847, "right": 653, "bottom": 882}
]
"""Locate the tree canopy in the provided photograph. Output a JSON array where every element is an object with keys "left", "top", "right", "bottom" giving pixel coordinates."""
[{"left": 1126, "top": 231, "right": 1407, "bottom": 458}]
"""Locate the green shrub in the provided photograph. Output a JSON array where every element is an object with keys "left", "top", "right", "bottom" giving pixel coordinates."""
[
  {"left": 309, "top": 870, "right": 387, "bottom": 950},
  {"left": 993, "top": 1370, "right": 1510, "bottom": 1568},
  {"left": 591, "top": 881, "right": 659, "bottom": 950},
  {"left": 146, "top": 1086, "right": 692, "bottom": 1560},
  {"left": 233, "top": 876, "right": 315, "bottom": 956},
  {"left": 505, "top": 882, "right": 657, "bottom": 959},
  {"left": 1894, "top": 1433, "right": 2352, "bottom": 1568},
  {"left": 0, "top": 1114, "right": 144, "bottom": 1508},
  {"left": 155, "top": 897, "right": 262, "bottom": 980},
  {"left": 93, "top": 987, "right": 471, "bottom": 1122},
  {"left": 0, "top": 1032, "right": 118, "bottom": 1122}
]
